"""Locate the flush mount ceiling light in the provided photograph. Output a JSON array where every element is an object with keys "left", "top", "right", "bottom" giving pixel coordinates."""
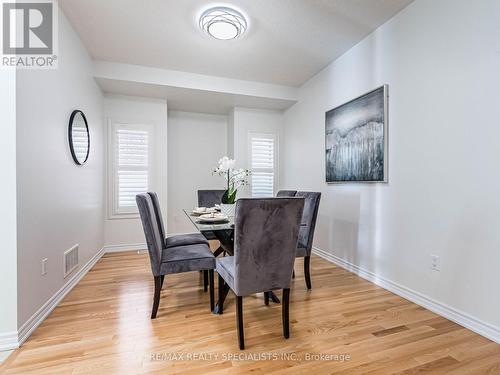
[{"left": 199, "top": 6, "right": 247, "bottom": 40}]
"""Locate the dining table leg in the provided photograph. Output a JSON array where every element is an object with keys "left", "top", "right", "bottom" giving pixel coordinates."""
[
  {"left": 214, "top": 230, "right": 234, "bottom": 255},
  {"left": 269, "top": 291, "right": 280, "bottom": 304},
  {"left": 213, "top": 246, "right": 225, "bottom": 257}
]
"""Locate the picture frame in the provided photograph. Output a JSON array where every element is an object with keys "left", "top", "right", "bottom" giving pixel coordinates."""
[{"left": 325, "top": 85, "right": 388, "bottom": 183}]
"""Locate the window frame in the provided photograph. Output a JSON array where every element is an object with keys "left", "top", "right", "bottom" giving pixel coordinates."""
[
  {"left": 107, "top": 120, "right": 155, "bottom": 219},
  {"left": 248, "top": 131, "right": 279, "bottom": 198}
]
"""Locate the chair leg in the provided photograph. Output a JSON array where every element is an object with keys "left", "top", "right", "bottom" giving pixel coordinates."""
[
  {"left": 264, "top": 291, "right": 269, "bottom": 305},
  {"left": 209, "top": 270, "right": 215, "bottom": 312},
  {"left": 203, "top": 270, "right": 208, "bottom": 292},
  {"left": 304, "top": 256, "right": 312, "bottom": 290},
  {"left": 160, "top": 275, "right": 165, "bottom": 289},
  {"left": 236, "top": 296, "right": 245, "bottom": 350},
  {"left": 218, "top": 274, "right": 225, "bottom": 313},
  {"left": 215, "top": 274, "right": 229, "bottom": 314},
  {"left": 151, "top": 276, "right": 162, "bottom": 319},
  {"left": 282, "top": 288, "right": 290, "bottom": 338}
]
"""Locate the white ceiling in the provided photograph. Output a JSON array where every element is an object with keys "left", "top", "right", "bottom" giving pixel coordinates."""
[{"left": 60, "top": 0, "right": 413, "bottom": 87}]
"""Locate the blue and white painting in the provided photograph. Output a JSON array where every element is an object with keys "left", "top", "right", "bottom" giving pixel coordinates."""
[{"left": 325, "top": 86, "right": 387, "bottom": 182}]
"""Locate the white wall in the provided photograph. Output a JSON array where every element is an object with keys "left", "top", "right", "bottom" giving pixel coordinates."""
[
  {"left": 104, "top": 95, "right": 168, "bottom": 247},
  {"left": 232, "top": 108, "right": 284, "bottom": 197},
  {"left": 0, "top": 69, "right": 18, "bottom": 350},
  {"left": 282, "top": 0, "right": 500, "bottom": 337},
  {"left": 227, "top": 109, "right": 235, "bottom": 158},
  {"left": 16, "top": 10, "right": 105, "bottom": 328},
  {"left": 167, "top": 111, "right": 227, "bottom": 234}
]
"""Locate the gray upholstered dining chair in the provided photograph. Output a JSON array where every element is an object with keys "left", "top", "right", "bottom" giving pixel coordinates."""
[
  {"left": 148, "top": 192, "right": 212, "bottom": 291},
  {"left": 148, "top": 192, "right": 208, "bottom": 248},
  {"left": 277, "top": 190, "right": 299, "bottom": 279},
  {"left": 197, "top": 189, "right": 226, "bottom": 243},
  {"left": 295, "top": 191, "right": 321, "bottom": 290},
  {"left": 136, "top": 193, "right": 216, "bottom": 319},
  {"left": 276, "top": 190, "right": 297, "bottom": 197},
  {"left": 215, "top": 197, "right": 305, "bottom": 349},
  {"left": 196, "top": 189, "right": 227, "bottom": 290},
  {"left": 197, "top": 189, "right": 226, "bottom": 208}
]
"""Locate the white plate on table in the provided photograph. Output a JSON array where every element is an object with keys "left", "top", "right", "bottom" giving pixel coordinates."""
[
  {"left": 191, "top": 207, "right": 217, "bottom": 216},
  {"left": 197, "top": 213, "right": 229, "bottom": 223}
]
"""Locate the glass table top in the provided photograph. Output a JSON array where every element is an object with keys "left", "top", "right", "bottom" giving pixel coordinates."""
[
  {"left": 183, "top": 209, "right": 234, "bottom": 232},
  {"left": 183, "top": 208, "right": 307, "bottom": 233}
]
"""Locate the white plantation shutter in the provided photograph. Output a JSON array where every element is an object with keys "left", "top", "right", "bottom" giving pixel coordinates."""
[
  {"left": 250, "top": 134, "right": 276, "bottom": 198},
  {"left": 112, "top": 124, "right": 152, "bottom": 214}
]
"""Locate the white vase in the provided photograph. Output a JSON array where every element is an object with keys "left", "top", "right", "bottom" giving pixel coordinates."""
[{"left": 220, "top": 203, "right": 235, "bottom": 217}]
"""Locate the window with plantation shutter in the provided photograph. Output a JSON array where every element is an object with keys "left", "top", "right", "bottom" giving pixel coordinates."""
[
  {"left": 111, "top": 124, "right": 153, "bottom": 215},
  {"left": 250, "top": 133, "right": 277, "bottom": 198}
]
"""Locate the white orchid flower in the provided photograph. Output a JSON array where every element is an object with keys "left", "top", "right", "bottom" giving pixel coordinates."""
[
  {"left": 218, "top": 156, "right": 229, "bottom": 171},
  {"left": 218, "top": 156, "right": 236, "bottom": 171},
  {"left": 226, "top": 159, "right": 236, "bottom": 170}
]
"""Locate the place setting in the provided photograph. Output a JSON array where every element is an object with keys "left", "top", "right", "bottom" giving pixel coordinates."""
[
  {"left": 191, "top": 206, "right": 218, "bottom": 216},
  {"left": 191, "top": 207, "right": 229, "bottom": 224}
]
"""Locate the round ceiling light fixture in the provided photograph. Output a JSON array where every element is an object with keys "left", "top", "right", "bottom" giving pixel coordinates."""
[{"left": 199, "top": 6, "right": 247, "bottom": 40}]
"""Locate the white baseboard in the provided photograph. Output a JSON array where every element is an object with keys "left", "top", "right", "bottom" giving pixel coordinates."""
[
  {"left": 102, "top": 236, "right": 209, "bottom": 254},
  {"left": 0, "top": 332, "right": 18, "bottom": 352},
  {"left": 0, "top": 349, "right": 14, "bottom": 363},
  {"left": 102, "top": 243, "right": 147, "bottom": 253},
  {"left": 103, "top": 233, "right": 211, "bottom": 254},
  {"left": 312, "top": 246, "right": 500, "bottom": 344},
  {"left": 16, "top": 247, "right": 106, "bottom": 348}
]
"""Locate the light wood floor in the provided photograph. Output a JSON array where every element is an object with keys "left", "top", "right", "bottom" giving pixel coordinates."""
[{"left": 2, "top": 249, "right": 500, "bottom": 374}]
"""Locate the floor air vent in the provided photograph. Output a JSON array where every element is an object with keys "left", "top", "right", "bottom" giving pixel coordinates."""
[{"left": 64, "top": 244, "right": 79, "bottom": 278}]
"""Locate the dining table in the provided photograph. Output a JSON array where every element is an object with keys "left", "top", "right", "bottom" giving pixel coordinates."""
[{"left": 183, "top": 208, "right": 282, "bottom": 312}]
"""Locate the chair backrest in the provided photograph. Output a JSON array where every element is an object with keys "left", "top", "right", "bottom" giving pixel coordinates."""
[
  {"left": 197, "top": 189, "right": 226, "bottom": 207},
  {"left": 136, "top": 193, "right": 164, "bottom": 276},
  {"left": 276, "top": 190, "right": 297, "bottom": 197},
  {"left": 233, "top": 198, "right": 304, "bottom": 296},
  {"left": 295, "top": 191, "right": 321, "bottom": 255},
  {"left": 148, "top": 192, "right": 165, "bottom": 246}
]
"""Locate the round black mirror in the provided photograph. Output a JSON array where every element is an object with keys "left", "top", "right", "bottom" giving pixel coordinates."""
[{"left": 68, "top": 110, "right": 90, "bottom": 165}]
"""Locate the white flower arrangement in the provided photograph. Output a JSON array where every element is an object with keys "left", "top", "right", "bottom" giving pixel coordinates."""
[{"left": 213, "top": 156, "right": 250, "bottom": 204}]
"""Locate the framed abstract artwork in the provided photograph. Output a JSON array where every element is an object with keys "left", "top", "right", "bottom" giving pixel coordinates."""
[{"left": 325, "top": 85, "right": 388, "bottom": 183}]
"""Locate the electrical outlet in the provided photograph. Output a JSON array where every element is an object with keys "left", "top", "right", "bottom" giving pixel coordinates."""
[
  {"left": 430, "top": 254, "right": 440, "bottom": 271},
  {"left": 42, "top": 258, "right": 48, "bottom": 275}
]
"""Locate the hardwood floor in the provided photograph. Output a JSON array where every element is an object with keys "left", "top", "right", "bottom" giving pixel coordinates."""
[{"left": 2, "top": 248, "right": 500, "bottom": 374}]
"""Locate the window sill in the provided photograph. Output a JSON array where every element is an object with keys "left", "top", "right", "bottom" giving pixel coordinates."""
[{"left": 107, "top": 212, "right": 140, "bottom": 221}]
